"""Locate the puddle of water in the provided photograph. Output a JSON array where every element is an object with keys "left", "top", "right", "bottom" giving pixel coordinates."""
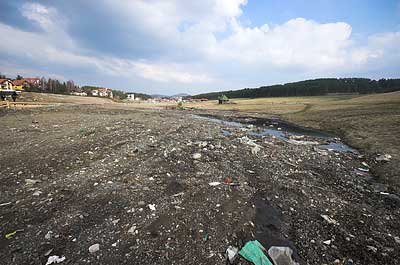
[
  {"left": 319, "top": 142, "right": 356, "bottom": 153},
  {"left": 195, "top": 115, "right": 244, "bottom": 127},
  {"left": 193, "top": 114, "right": 357, "bottom": 153}
]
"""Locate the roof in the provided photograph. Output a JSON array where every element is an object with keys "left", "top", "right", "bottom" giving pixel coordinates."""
[
  {"left": 0, "top": 79, "right": 11, "bottom": 84},
  {"left": 219, "top": 94, "right": 229, "bottom": 100},
  {"left": 24, "top": 78, "right": 40, "bottom": 84},
  {"left": 12, "top": 79, "right": 26, "bottom": 86}
]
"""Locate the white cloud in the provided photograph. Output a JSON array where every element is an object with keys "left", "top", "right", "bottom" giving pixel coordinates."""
[
  {"left": 0, "top": 1, "right": 399, "bottom": 93},
  {"left": 21, "top": 3, "right": 62, "bottom": 32},
  {"left": 0, "top": 20, "right": 213, "bottom": 85},
  {"left": 132, "top": 62, "right": 213, "bottom": 83}
]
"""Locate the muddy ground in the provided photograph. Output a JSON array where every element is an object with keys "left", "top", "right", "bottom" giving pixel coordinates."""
[{"left": 0, "top": 105, "right": 399, "bottom": 265}]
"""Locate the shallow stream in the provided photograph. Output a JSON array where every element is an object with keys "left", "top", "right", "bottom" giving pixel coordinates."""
[{"left": 193, "top": 114, "right": 357, "bottom": 153}]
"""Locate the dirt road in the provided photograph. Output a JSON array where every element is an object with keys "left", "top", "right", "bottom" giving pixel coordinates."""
[{"left": 0, "top": 105, "right": 399, "bottom": 264}]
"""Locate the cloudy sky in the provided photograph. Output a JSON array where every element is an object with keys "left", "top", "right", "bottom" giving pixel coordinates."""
[{"left": 0, "top": 0, "right": 399, "bottom": 95}]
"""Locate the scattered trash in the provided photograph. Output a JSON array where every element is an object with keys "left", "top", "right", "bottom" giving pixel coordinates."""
[
  {"left": 33, "top": 190, "right": 43, "bottom": 196},
  {"left": 376, "top": 154, "right": 392, "bottom": 162},
  {"left": 208, "top": 182, "right": 221, "bottom": 186},
  {"left": 394, "top": 236, "right": 400, "bottom": 244},
  {"left": 25, "top": 179, "right": 41, "bottom": 185},
  {"left": 45, "top": 255, "right": 66, "bottom": 265},
  {"left": 148, "top": 204, "right": 156, "bottom": 211},
  {"left": 192, "top": 153, "right": 202, "bottom": 159},
  {"left": 202, "top": 232, "right": 209, "bottom": 242},
  {"left": 89, "top": 243, "right": 100, "bottom": 253},
  {"left": 0, "top": 202, "right": 12, "bottom": 207},
  {"left": 367, "top": 245, "right": 377, "bottom": 253},
  {"left": 44, "top": 249, "right": 53, "bottom": 256},
  {"left": 226, "top": 246, "right": 239, "bottom": 264},
  {"left": 357, "top": 167, "right": 369, "bottom": 172},
  {"left": 45, "top": 231, "right": 53, "bottom": 240},
  {"left": 321, "top": 214, "right": 338, "bottom": 225},
  {"left": 128, "top": 225, "right": 137, "bottom": 234},
  {"left": 5, "top": 231, "right": 17, "bottom": 239},
  {"left": 323, "top": 239, "right": 332, "bottom": 245},
  {"left": 239, "top": 240, "right": 273, "bottom": 265},
  {"left": 5, "top": 229, "right": 23, "bottom": 239},
  {"left": 361, "top": 162, "right": 370, "bottom": 168},
  {"left": 268, "top": 246, "right": 299, "bottom": 265},
  {"left": 239, "top": 136, "right": 262, "bottom": 155},
  {"left": 223, "top": 177, "right": 233, "bottom": 184}
]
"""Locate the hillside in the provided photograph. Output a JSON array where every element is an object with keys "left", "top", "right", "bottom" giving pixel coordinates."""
[{"left": 191, "top": 78, "right": 400, "bottom": 99}]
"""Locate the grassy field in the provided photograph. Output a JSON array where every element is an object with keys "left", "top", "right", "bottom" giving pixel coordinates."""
[{"left": 188, "top": 92, "right": 400, "bottom": 188}]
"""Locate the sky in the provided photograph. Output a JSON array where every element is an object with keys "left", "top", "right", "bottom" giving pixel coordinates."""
[{"left": 0, "top": 0, "right": 399, "bottom": 95}]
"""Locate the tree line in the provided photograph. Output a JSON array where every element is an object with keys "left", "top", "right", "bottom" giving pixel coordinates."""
[
  {"left": 26, "top": 78, "right": 78, "bottom": 94},
  {"left": 0, "top": 73, "right": 153, "bottom": 99},
  {"left": 191, "top": 78, "right": 400, "bottom": 99}
]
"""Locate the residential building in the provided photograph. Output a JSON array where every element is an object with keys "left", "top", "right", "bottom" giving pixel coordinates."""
[
  {"left": 12, "top": 79, "right": 28, "bottom": 91},
  {"left": 24, "top": 77, "right": 41, "bottom": 87},
  {"left": 91, "top": 88, "right": 113, "bottom": 98},
  {"left": 127, "top": 93, "right": 135, "bottom": 101},
  {"left": 71, "top": 91, "right": 87, "bottom": 96},
  {"left": 0, "top": 79, "right": 14, "bottom": 90}
]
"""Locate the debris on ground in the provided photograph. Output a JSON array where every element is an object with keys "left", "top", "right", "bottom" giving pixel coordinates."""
[
  {"left": 45, "top": 255, "right": 66, "bottom": 265},
  {"left": 89, "top": 243, "right": 100, "bottom": 253},
  {"left": 0, "top": 106, "right": 399, "bottom": 264},
  {"left": 268, "top": 246, "right": 299, "bottom": 265},
  {"left": 321, "top": 214, "right": 338, "bottom": 225},
  {"left": 5, "top": 229, "right": 23, "bottom": 239},
  {"left": 226, "top": 246, "right": 239, "bottom": 264},
  {"left": 239, "top": 240, "right": 273, "bottom": 265},
  {"left": 376, "top": 154, "right": 392, "bottom": 162}
]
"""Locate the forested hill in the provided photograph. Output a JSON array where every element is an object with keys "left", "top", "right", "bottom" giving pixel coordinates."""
[{"left": 191, "top": 78, "right": 400, "bottom": 99}]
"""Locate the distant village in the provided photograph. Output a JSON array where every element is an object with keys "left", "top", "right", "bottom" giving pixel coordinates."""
[{"left": 0, "top": 74, "right": 209, "bottom": 103}]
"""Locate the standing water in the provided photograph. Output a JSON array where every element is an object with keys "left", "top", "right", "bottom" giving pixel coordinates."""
[{"left": 192, "top": 114, "right": 357, "bottom": 153}]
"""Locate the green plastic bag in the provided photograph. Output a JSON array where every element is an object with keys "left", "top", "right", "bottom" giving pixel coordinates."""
[{"left": 239, "top": 240, "right": 273, "bottom": 265}]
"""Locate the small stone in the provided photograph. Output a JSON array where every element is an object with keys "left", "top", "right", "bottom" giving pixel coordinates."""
[
  {"left": 45, "top": 231, "right": 53, "bottom": 240},
  {"left": 321, "top": 214, "right": 338, "bottom": 225},
  {"left": 89, "top": 243, "right": 100, "bottom": 253},
  {"left": 33, "top": 190, "right": 42, "bottom": 196},
  {"left": 138, "top": 201, "right": 145, "bottom": 206},
  {"left": 323, "top": 240, "right": 331, "bottom": 245},
  {"left": 394, "top": 236, "right": 400, "bottom": 244},
  {"left": 192, "top": 153, "right": 202, "bottom": 160},
  {"left": 367, "top": 245, "right": 377, "bottom": 253},
  {"left": 128, "top": 225, "right": 137, "bottom": 234}
]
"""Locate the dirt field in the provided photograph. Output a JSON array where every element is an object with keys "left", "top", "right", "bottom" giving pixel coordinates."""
[
  {"left": 188, "top": 92, "right": 400, "bottom": 190},
  {"left": 1, "top": 96, "right": 400, "bottom": 264}
]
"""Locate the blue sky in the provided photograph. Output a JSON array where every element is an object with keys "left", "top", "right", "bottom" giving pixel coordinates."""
[{"left": 0, "top": 0, "right": 399, "bottom": 95}]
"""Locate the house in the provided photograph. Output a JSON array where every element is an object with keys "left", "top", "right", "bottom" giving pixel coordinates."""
[
  {"left": 24, "top": 77, "right": 41, "bottom": 87},
  {"left": 12, "top": 79, "right": 28, "bottom": 91},
  {"left": 127, "top": 93, "right": 135, "bottom": 101},
  {"left": 71, "top": 91, "right": 87, "bottom": 96},
  {"left": 91, "top": 88, "right": 113, "bottom": 98},
  {"left": 0, "top": 79, "right": 14, "bottom": 90},
  {"left": 218, "top": 94, "right": 229, "bottom": 104}
]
